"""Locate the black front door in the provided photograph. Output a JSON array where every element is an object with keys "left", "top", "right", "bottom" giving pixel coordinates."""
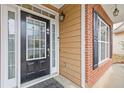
[{"left": 21, "top": 11, "right": 50, "bottom": 83}]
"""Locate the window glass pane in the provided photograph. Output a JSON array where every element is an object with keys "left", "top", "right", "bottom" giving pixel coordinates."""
[
  {"left": 34, "top": 20, "right": 40, "bottom": 31},
  {"left": 8, "top": 66, "right": 15, "bottom": 79},
  {"left": 35, "top": 49, "right": 39, "bottom": 58},
  {"left": 108, "top": 43, "right": 110, "bottom": 57},
  {"left": 101, "top": 22, "right": 106, "bottom": 41},
  {"left": 28, "top": 50, "right": 34, "bottom": 59},
  {"left": 101, "top": 42, "right": 105, "bottom": 61},
  {"left": 27, "top": 30, "right": 33, "bottom": 37},
  {"left": 8, "top": 39, "right": 15, "bottom": 51},
  {"left": 41, "top": 32, "right": 45, "bottom": 39},
  {"left": 8, "top": 52, "right": 15, "bottom": 66},
  {"left": 106, "top": 27, "right": 108, "bottom": 42},
  {"left": 41, "top": 23, "right": 45, "bottom": 27},
  {"left": 107, "top": 27, "right": 110, "bottom": 42},
  {"left": 35, "top": 40, "right": 39, "bottom": 48},
  {"left": 27, "top": 20, "right": 33, "bottom": 30},
  {"left": 98, "top": 19, "right": 101, "bottom": 41},
  {"left": 40, "top": 49, "right": 45, "bottom": 57},
  {"left": 34, "top": 30, "right": 41, "bottom": 39},
  {"left": 106, "top": 43, "right": 109, "bottom": 58},
  {"left": 28, "top": 39, "right": 34, "bottom": 49},
  {"left": 41, "top": 40, "right": 45, "bottom": 48},
  {"left": 8, "top": 11, "right": 15, "bottom": 79}
]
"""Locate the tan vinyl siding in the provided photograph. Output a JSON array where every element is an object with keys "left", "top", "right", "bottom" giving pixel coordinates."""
[{"left": 59, "top": 4, "right": 81, "bottom": 86}]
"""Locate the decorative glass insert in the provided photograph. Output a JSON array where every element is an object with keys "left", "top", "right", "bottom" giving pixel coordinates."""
[
  {"left": 26, "top": 17, "right": 46, "bottom": 60},
  {"left": 52, "top": 24, "right": 56, "bottom": 67},
  {"left": 8, "top": 11, "right": 16, "bottom": 79}
]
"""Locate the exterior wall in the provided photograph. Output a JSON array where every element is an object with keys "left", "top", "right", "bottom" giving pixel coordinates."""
[
  {"left": 113, "top": 32, "right": 124, "bottom": 55},
  {"left": 59, "top": 4, "right": 81, "bottom": 86},
  {"left": 85, "top": 4, "right": 113, "bottom": 87}
]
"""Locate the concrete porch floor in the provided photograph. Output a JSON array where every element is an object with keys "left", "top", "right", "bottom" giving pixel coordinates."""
[
  {"left": 93, "top": 63, "right": 124, "bottom": 88},
  {"left": 54, "top": 75, "right": 80, "bottom": 88},
  {"left": 29, "top": 75, "right": 80, "bottom": 88}
]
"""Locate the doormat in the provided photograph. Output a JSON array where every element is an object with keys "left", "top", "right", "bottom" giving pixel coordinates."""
[{"left": 29, "top": 78, "right": 64, "bottom": 88}]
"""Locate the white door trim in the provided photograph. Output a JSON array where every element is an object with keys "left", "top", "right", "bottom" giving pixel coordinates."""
[{"left": 81, "top": 4, "right": 86, "bottom": 88}]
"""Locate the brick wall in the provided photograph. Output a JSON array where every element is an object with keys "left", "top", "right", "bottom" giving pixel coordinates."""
[{"left": 85, "top": 4, "right": 113, "bottom": 87}]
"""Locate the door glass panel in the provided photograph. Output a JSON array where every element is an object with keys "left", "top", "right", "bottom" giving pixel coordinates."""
[
  {"left": 28, "top": 50, "right": 34, "bottom": 59},
  {"left": 40, "top": 49, "right": 45, "bottom": 57},
  {"left": 26, "top": 17, "right": 46, "bottom": 60},
  {"left": 28, "top": 39, "right": 34, "bottom": 49},
  {"left": 8, "top": 11, "right": 16, "bottom": 79},
  {"left": 35, "top": 40, "right": 39, "bottom": 48},
  {"left": 35, "top": 49, "right": 39, "bottom": 58}
]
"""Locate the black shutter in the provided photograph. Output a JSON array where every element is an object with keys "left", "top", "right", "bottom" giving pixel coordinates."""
[
  {"left": 110, "top": 27, "right": 112, "bottom": 58},
  {"left": 93, "top": 12, "right": 99, "bottom": 70}
]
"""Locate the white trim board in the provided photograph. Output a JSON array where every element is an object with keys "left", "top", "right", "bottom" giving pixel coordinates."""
[{"left": 81, "top": 4, "right": 86, "bottom": 88}]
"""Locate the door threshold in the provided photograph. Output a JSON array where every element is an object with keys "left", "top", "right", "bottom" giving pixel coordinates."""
[{"left": 20, "top": 73, "right": 58, "bottom": 88}]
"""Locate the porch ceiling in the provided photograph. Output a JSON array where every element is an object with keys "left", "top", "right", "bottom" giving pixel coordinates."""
[{"left": 102, "top": 4, "right": 124, "bottom": 24}]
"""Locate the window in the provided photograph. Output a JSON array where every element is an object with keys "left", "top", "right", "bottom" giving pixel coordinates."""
[
  {"left": 97, "top": 16, "right": 110, "bottom": 64},
  {"left": 26, "top": 17, "right": 46, "bottom": 60}
]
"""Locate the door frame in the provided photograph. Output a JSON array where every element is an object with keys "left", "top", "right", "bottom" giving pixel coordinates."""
[{"left": 0, "top": 4, "right": 59, "bottom": 88}]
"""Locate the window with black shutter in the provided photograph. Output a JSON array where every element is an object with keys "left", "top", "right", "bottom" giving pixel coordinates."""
[{"left": 93, "top": 11, "right": 111, "bottom": 70}]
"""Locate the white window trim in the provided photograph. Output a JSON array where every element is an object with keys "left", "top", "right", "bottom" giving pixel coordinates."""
[{"left": 97, "top": 16, "right": 110, "bottom": 65}]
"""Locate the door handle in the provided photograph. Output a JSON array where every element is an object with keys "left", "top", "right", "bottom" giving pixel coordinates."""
[{"left": 47, "top": 48, "right": 50, "bottom": 57}]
